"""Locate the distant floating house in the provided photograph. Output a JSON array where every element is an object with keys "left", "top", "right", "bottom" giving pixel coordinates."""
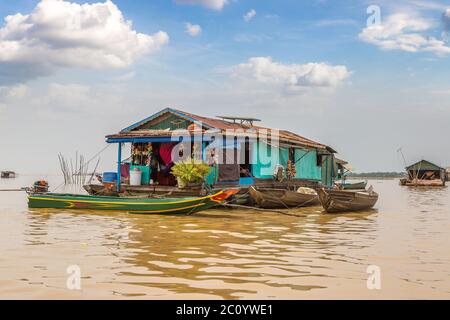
[
  {"left": 400, "top": 160, "right": 446, "bottom": 187},
  {"left": 105, "top": 108, "right": 340, "bottom": 191}
]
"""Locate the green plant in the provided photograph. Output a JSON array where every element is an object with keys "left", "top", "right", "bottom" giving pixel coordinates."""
[{"left": 171, "top": 160, "right": 211, "bottom": 187}]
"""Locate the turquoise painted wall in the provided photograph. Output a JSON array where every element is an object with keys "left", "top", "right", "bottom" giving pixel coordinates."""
[
  {"left": 321, "top": 154, "right": 335, "bottom": 187},
  {"left": 295, "top": 149, "right": 322, "bottom": 181},
  {"left": 252, "top": 141, "right": 279, "bottom": 178},
  {"left": 279, "top": 148, "right": 289, "bottom": 167},
  {"left": 205, "top": 140, "right": 327, "bottom": 184},
  {"left": 252, "top": 142, "right": 321, "bottom": 181}
]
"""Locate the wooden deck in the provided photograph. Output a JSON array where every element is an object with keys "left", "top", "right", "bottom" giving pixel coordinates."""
[{"left": 85, "top": 179, "right": 320, "bottom": 198}]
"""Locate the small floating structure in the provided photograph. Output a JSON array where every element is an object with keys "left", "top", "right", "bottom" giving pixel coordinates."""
[
  {"left": 1, "top": 171, "right": 16, "bottom": 179},
  {"left": 400, "top": 160, "right": 446, "bottom": 187}
]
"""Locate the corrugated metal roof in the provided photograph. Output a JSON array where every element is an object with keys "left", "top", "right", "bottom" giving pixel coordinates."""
[
  {"left": 406, "top": 160, "right": 443, "bottom": 171},
  {"left": 107, "top": 108, "right": 336, "bottom": 153}
]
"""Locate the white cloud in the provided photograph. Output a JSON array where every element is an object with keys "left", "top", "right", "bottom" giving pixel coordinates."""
[
  {"left": 112, "top": 71, "right": 136, "bottom": 82},
  {"left": 175, "top": 0, "right": 228, "bottom": 11},
  {"left": 231, "top": 57, "right": 350, "bottom": 92},
  {"left": 0, "top": 84, "right": 28, "bottom": 112},
  {"left": 359, "top": 12, "right": 450, "bottom": 55},
  {"left": 0, "top": 0, "right": 169, "bottom": 84},
  {"left": 0, "top": 84, "right": 28, "bottom": 99},
  {"left": 33, "top": 83, "right": 125, "bottom": 116},
  {"left": 185, "top": 23, "right": 202, "bottom": 37},
  {"left": 410, "top": 1, "right": 448, "bottom": 11},
  {"left": 243, "top": 9, "right": 256, "bottom": 22}
]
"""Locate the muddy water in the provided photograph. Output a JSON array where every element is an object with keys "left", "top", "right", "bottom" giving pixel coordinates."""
[{"left": 0, "top": 176, "right": 449, "bottom": 299}]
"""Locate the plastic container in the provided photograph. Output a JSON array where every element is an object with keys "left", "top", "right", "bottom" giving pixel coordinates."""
[
  {"left": 103, "top": 172, "right": 118, "bottom": 183},
  {"left": 130, "top": 168, "right": 142, "bottom": 186},
  {"left": 130, "top": 165, "right": 151, "bottom": 185}
]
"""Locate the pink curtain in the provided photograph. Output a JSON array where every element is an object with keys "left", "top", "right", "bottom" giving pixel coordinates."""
[{"left": 159, "top": 143, "right": 177, "bottom": 166}]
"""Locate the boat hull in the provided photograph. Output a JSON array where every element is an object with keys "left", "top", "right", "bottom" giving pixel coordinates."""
[
  {"left": 336, "top": 181, "right": 368, "bottom": 190},
  {"left": 249, "top": 187, "right": 319, "bottom": 209},
  {"left": 28, "top": 190, "right": 238, "bottom": 215},
  {"left": 399, "top": 179, "right": 445, "bottom": 187},
  {"left": 317, "top": 188, "right": 378, "bottom": 213}
]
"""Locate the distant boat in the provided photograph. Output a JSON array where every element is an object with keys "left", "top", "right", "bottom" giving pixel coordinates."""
[
  {"left": 317, "top": 188, "right": 379, "bottom": 213},
  {"left": 249, "top": 186, "right": 319, "bottom": 209},
  {"left": 1, "top": 171, "right": 16, "bottom": 179},
  {"left": 400, "top": 178, "right": 445, "bottom": 187},
  {"left": 28, "top": 189, "right": 239, "bottom": 215},
  {"left": 335, "top": 181, "right": 368, "bottom": 190}
]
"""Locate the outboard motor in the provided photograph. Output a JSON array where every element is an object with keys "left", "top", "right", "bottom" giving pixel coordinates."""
[{"left": 31, "top": 181, "right": 49, "bottom": 194}]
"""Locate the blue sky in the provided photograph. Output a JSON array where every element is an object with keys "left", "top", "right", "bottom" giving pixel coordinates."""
[{"left": 0, "top": 0, "right": 449, "bottom": 173}]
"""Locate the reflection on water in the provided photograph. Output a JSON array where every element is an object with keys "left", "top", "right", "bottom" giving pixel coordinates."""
[{"left": 0, "top": 176, "right": 449, "bottom": 299}]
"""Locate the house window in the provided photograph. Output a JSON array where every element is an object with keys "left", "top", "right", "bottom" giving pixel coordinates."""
[{"left": 317, "top": 154, "right": 323, "bottom": 167}]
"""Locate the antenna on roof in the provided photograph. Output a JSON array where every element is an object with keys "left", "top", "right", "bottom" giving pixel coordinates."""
[
  {"left": 216, "top": 116, "right": 261, "bottom": 127},
  {"left": 397, "top": 147, "right": 408, "bottom": 168}
]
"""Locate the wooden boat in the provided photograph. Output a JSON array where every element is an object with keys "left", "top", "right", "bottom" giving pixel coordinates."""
[
  {"left": 399, "top": 178, "right": 445, "bottom": 187},
  {"left": 28, "top": 189, "right": 239, "bottom": 214},
  {"left": 317, "top": 188, "right": 379, "bottom": 213},
  {"left": 249, "top": 186, "right": 319, "bottom": 209},
  {"left": 1, "top": 171, "right": 16, "bottom": 179},
  {"left": 83, "top": 184, "right": 205, "bottom": 197},
  {"left": 335, "top": 181, "right": 367, "bottom": 190}
]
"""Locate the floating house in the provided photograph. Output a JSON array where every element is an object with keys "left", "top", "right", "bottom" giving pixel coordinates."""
[
  {"left": 105, "top": 108, "right": 339, "bottom": 192},
  {"left": 400, "top": 160, "right": 446, "bottom": 187},
  {"left": 1, "top": 171, "right": 16, "bottom": 179}
]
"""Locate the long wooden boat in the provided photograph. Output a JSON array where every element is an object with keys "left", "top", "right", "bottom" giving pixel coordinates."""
[
  {"left": 249, "top": 186, "right": 319, "bottom": 209},
  {"left": 317, "top": 188, "right": 379, "bottom": 213},
  {"left": 335, "top": 181, "right": 367, "bottom": 190},
  {"left": 28, "top": 189, "right": 239, "bottom": 214}
]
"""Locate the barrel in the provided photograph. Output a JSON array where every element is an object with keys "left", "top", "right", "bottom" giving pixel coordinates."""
[
  {"left": 103, "top": 172, "right": 118, "bottom": 183},
  {"left": 130, "top": 169, "right": 142, "bottom": 186}
]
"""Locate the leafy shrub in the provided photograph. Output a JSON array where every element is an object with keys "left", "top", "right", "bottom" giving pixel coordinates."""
[{"left": 171, "top": 160, "right": 211, "bottom": 187}]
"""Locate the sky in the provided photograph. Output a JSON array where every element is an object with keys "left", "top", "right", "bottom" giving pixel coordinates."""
[{"left": 0, "top": 0, "right": 449, "bottom": 174}]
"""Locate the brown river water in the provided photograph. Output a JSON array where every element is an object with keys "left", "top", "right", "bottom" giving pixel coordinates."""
[{"left": 0, "top": 176, "right": 449, "bottom": 300}]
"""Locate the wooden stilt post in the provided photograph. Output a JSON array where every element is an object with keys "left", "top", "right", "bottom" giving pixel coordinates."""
[{"left": 117, "top": 143, "right": 122, "bottom": 192}]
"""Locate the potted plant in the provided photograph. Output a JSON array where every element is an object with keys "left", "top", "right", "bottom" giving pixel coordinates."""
[{"left": 171, "top": 160, "right": 211, "bottom": 189}]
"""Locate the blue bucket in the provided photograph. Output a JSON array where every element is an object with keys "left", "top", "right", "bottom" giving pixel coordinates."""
[{"left": 103, "top": 172, "right": 118, "bottom": 183}]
